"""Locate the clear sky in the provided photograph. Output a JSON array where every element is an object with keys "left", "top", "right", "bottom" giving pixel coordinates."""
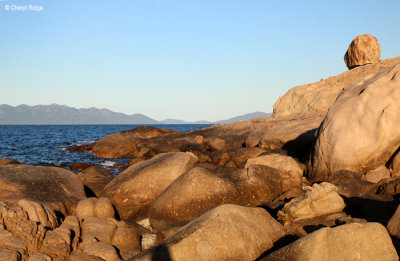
[{"left": 1, "top": 0, "right": 399, "bottom": 122}]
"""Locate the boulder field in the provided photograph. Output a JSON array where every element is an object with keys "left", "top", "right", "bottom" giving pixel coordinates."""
[{"left": 2, "top": 34, "right": 400, "bottom": 260}]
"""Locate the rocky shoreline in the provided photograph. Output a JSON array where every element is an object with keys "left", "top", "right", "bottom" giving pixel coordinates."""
[{"left": 1, "top": 34, "right": 400, "bottom": 260}]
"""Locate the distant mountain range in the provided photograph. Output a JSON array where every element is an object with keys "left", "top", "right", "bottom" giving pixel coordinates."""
[{"left": 0, "top": 104, "right": 271, "bottom": 124}]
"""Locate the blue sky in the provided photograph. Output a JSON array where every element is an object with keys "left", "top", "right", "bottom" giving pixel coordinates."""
[{"left": 1, "top": 0, "right": 399, "bottom": 121}]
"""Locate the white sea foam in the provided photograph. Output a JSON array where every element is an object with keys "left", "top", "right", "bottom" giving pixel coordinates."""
[
  {"left": 76, "top": 140, "right": 94, "bottom": 145},
  {"left": 100, "top": 160, "right": 116, "bottom": 167}
]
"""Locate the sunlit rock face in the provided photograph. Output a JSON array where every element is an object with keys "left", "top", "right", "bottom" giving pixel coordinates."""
[{"left": 344, "top": 34, "right": 381, "bottom": 69}]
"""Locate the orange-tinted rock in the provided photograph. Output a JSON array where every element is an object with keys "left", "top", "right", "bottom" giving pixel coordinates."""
[
  {"left": 262, "top": 223, "right": 398, "bottom": 261},
  {"left": 135, "top": 204, "right": 285, "bottom": 261},
  {"left": 230, "top": 147, "right": 265, "bottom": 167},
  {"left": 66, "top": 144, "right": 94, "bottom": 153},
  {"left": 0, "top": 200, "right": 49, "bottom": 255},
  {"left": 128, "top": 157, "right": 148, "bottom": 166},
  {"left": 78, "top": 166, "right": 114, "bottom": 197},
  {"left": 0, "top": 158, "right": 23, "bottom": 165},
  {"left": 344, "top": 34, "right": 381, "bottom": 69},
  {"left": 70, "top": 163, "right": 92, "bottom": 171},
  {"left": 228, "top": 165, "right": 283, "bottom": 206},
  {"left": 82, "top": 242, "right": 121, "bottom": 261},
  {"left": 245, "top": 154, "right": 303, "bottom": 192},
  {"left": 0, "top": 165, "right": 86, "bottom": 216},
  {"left": 148, "top": 167, "right": 240, "bottom": 231},
  {"left": 75, "top": 197, "right": 115, "bottom": 219},
  {"left": 191, "top": 151, "right": 212, "bottom": 163},
  {"left": 193, "top": 162, "right": 217, "bottom": 170},
  {"left": 90, "top": 126, "right": 180, "bottom": 158},
  {"left": 102, "top": 152, "right": 197, "bottom": 220},
  {"left": 69, "top": 253, "right": 103, "bottom": 261}
]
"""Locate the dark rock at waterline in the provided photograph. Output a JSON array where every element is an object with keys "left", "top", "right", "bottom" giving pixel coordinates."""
[
  {"left": 70, "top": 162, "right": 92, "bottom": 171},
  {"left": 0, "top": 157, "right": 24, "bottom": 165},
  {"left": 67, "top": 143, "right": 94, "bottom": 153},
  {"left": 90, "top": 126, "right": 181, "bottom": 158}
]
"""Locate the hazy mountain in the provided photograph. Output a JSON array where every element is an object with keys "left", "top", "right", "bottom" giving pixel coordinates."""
[
  {"left": 160, "top": 119, "right": 212, "bottom": 124},
  {"left": 160, "top": 119, "right": 189, "bottom": 124},
  {"left": 160, "top": 113, "right": 271, "bottom": 124},
  {"left": 191, "top": 120, "right": 213, "bottom": 124},
  {"left": 0, "top": 104, "right": 271, "bottom": 124},
  {"left": 0, "top": 104, "right": 158, "bottom": 124},
  {"left": 215, "top": 112, "right": 272, "bottom": 124}
]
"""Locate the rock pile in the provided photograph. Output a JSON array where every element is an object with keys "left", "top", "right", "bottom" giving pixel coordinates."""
[{"left": 2, "top": 35, "right": 400, "bottom": 260}]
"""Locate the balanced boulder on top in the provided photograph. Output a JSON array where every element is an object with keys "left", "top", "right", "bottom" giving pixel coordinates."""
[{"left": 344, "top": 34, "right": 381, "bottom": 69}]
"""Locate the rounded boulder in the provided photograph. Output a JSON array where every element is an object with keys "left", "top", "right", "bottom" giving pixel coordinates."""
[
  {"left": 344, "top": 34, "right": 381, "bottom": 69},
  {"left": 102, "top": 152, "right": 198, "bottom": 220},
  {"left": 0, "top": 165, "right": 86, "bottom": 215},
  {"left": 148, "top": 167, "right": 240, "bottom": 231}
]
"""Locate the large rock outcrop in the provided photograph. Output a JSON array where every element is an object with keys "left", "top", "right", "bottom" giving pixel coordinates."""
[
  {"left": 68, "top": 121, "right": 260, "bottom": 160},
  {"left": 0, "top": 165, "right": 86, "bottom": 215},
  {"left": 133, "top": 204, "right": 285, "bottom": 261},
  {"left": 273, "top": 57, "right": 400, "bottom": 118},
  {"left": 344, "top": 34, "right": 381, "bottom": 69},
  {"left": 262, "top": 223, "right": 398, "bottom": 261},
  {"left": 102, "top": 152, "right": 197, "bottom": 220},
  {"left": 308, "top": 62, "right": 400, "bottom": 181}
]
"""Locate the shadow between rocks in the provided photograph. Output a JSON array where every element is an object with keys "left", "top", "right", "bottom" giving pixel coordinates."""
[
  {"left": 281, "top": 128, "right": 317, "bottom": 163},
  {"left": 83, "top": 185, "right": 96, "bottom": 198},
  {"left": 257, "top": 202, "right": 285, "bottom": 220},
  {"left": 343, "top": 197, "right": 398, "bottom": 226},
  {"left": 391, "top": 236, "right": 400, "bottom": 256},
  {"left": 151, "top": 244, "right": 172, "bottom": 261},
  {"left": 256, "top": 234, "right": 299, "bottom": 260}
]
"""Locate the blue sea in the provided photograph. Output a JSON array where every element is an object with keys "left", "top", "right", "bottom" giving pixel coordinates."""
[{"left": 0, "top": 124, "right": 212, "bottom": 174}]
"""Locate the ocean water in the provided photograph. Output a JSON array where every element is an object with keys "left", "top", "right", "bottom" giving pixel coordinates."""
[{"left": 0, "top": 124, "right": 212, "bottom": 174}]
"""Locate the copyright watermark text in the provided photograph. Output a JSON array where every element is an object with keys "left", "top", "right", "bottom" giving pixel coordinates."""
[{"left": 4, "top": 4, "right": 43, "bottom": 12}]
